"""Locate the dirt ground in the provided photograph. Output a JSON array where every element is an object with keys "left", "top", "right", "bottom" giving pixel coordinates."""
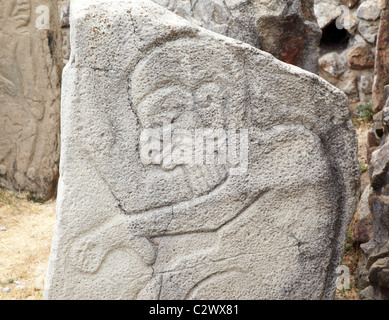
[
  {"left": 0, "top": 121, "right": 372, "bottom": 300},
  {"left": 0, "top": 190, "right": 56, "bottom": 300}
]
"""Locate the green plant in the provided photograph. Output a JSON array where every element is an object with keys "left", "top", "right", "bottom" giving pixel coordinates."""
[
  {"left": 26, "top": 192, "right": 45, "bottom": 204},
  {"left": 360, "top": 161, "right": 368, "bottom": 174},
  {"left": 357, "top": 104, "right": 374, "bottom": 122}
]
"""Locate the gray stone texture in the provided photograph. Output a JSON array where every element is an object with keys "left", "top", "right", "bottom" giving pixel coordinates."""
[
  {"left": 152, "top": 0, "right": 322, "bottom": 74},
  {"left": 44, "top": 0, "right": 360, "bottom": 300}
]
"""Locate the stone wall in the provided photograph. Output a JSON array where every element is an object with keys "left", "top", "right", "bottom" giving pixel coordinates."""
[
  {"left": 315, "top": 0, "right": 383, "bottom": 110},
  {"left": 153, "top": 0, "right": 322, "bottom": 73},
  {"left": 354, "top": 0, "right": 389, "bottom": 300}
]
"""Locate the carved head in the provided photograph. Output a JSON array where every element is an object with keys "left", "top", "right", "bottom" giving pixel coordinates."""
[{"left": 128, "top": 37, "right": 247, "bottom": 199}]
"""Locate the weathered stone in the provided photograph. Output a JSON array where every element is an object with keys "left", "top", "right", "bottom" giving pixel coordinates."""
[
  {"left": 353, "top": 214, "right": 373, "bottom": 247},
  {"left": 315, "top": 1, "right": 378, "bottom": 109},
  {"left": 0, "top": 0, "right": 62, "bottom": 200},
  {"left": 357, "top": 0, "right": 382, "bottom": 21},
  {"left": 359, "top": 285, "right": 375, "bottom": 299},
  {"left": 153, "top": 0, "right": 321, "bottom": 73},
  {"left": 368, "top": 129, "right": 382, "bottom": 147},
  {"left": 337, "top": 71, "right": 358, "bottom": 95},
  {"left": 356, "top": 254, "right": 371, "bottom": 290},
  {"left": 383, "top": 107, "right": 389, "bottom": 126},
  {"left": 314, "top": 0, "right": 343, "bottom": 29},
  {"left": 358, "top": 18, "right": 380, "bottom": 44},
  {"left": 384, "top": 84, "right": 389, "bottom": 101},
  {"left": 366, "top": 247, "right": 389, "bottom": 270},
  {"left": 0, "top": 164, "right": 6, "bottom": 176},
  {"left": 319, "top": 52, "right": 347, "bottom": 78},
  {"left": 370, "top": 143, "right": 389, "bottom": 189},
  {"left": 360, "top": 74, "right": 373, "bottom": 94},
  {"left": 59, "top": 0, "right": 70, "bottom": 27},
  {"left": 45, "top": 0, "right": 360, "bottom": 300},
  {"left": 359, "top": 245, "right": 389, "bottom": 298},
  {"left": 373, "top": 109, "right": 384, "bottom": 125},
  {"left": 358, "top": 185, "right": 372, "bottom": 220},
  {"left": 369, "top": 196, "right": 389, "bottom": 248},
  {"left": 378, "top": 268, "right": 389, "bottom": 288},
  {"left": 369, "top": 257, "right": 389, "bottom": 283},
  {"left": 61, "top": 29, "right": 70, "bottom": 63},
  {"left": 340, "top": 0, "right": 359, "bottom": 9},
  {"left": 372, "top": 0, "right": 389, "bottom": 113},
  {"left": 347, "top": 44, "right": 376, "bottom": 69},
  {"left": 368, "top": 146, "right": 379, "bottom": 164},
  {"left": 358, "top": 73, "right": 374, "bottom": 106},
  {"left": 348, "top": 33, "right": 369, "bottom": 48},
  {"left": 342, "top": 11, "right": 360, "bottom": 35}
]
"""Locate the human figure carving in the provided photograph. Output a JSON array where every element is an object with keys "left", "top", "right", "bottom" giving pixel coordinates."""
[
  {"left": 0, "top": 0, "right": 39, "bottom": 187},
  {"left": 71, "top": 36, "right": 339, "bottom": 299}
]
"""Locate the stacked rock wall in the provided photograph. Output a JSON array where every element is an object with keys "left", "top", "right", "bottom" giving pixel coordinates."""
[
  {"left": 153, "top": 0, "right": 322, "bottom": 73},
  {"left": 315, "top": 0, "right": 383, "bottom": 110},
  {"left": 353, "top": 0, "right": 389, "bottom": 300}
]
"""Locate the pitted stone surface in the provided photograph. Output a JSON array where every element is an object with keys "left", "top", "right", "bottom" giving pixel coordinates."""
[
  {"left": 0, "top": 0, "right": 62, "bottom": 199},
  {"left": 44, "top": 0, "right": 360, "bottom": 300},
  {"left": 152, "top": 0, "right": 321, "bottom": 73}
]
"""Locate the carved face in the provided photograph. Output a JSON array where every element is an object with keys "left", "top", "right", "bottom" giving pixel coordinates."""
[
  {"left": 0, "top": 0, "right": 31, "bottom": 29},
  {"left": 128, "top": 38, "right": 246, "bottom": 201}
]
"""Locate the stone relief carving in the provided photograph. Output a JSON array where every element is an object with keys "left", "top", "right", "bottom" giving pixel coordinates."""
[
  {"left": 66, "top": 35, "right": 355, "bottom": 299},
  {"left": 44, "top": 0, "right": 359, "bottom": 300},
  {"left": 0, "top": 0, "right": 62, "bottom": 199}
]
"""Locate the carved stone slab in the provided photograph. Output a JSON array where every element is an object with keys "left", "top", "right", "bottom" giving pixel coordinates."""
[
  {"left": 0, "top": 0, "right": 63, "bottom": 199},
  {"left": 44, "top": 0, "right": 360, "bottom": 300}
]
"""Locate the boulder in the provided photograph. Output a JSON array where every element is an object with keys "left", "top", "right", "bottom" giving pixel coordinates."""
[
  {"left": 314, "top": 0, "right": 343, "bottom": 29},
  {"left": 358, "top": 18, "right": 380, "bottom": 44},
  {"left": 347, "top": 44, "right": 376, "bottom": 69},
  {"left": 319, "top": 52, "right": 347, "bottom": 78},
  {"left": 0, "top": 0, "right": 63, "bottom": 200},
  {"left": 358, "top": 185, "right": 372, "bottom": 221},
  {"left": 357, "top": 0, "right": 382, "bottom": 21},
  {"left": 44, "top": 0, "right": 360, "bottom": 300},
  {"left": 370, "top": 142, "right": 389, "bottom": 189}
]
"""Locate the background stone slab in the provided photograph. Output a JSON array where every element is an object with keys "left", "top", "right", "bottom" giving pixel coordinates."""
[{"left": 0, "top": 0, "right": 63, "bottom": 200}]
